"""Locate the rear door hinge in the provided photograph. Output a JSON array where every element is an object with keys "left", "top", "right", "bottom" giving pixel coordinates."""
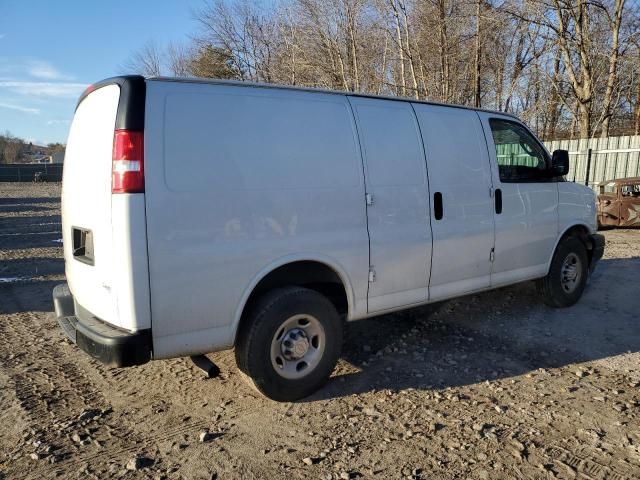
[
  {"left": 368, "top": 267, "right": 376, "bottom": 283},
  {"left": 365, "top": 193, "right": 374, "bottom": 206},
  {"left": 490, "top": 248, "right": 495, "bottom": 262}
]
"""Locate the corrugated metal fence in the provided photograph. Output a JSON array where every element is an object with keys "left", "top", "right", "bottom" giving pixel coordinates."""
[
  {"left": 544, "top": 135, "right": 640, "bottom": 190},
  {"left": 0, "top": 164, "right": 63, "bottom": 182}
]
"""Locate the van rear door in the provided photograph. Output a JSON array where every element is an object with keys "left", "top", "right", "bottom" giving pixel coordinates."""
[
  {"left": 62, "top": 77, "right": 151, "bottom": 333},
  {"left": 63, "top": 84, "right": 119, "bottom": 325}
]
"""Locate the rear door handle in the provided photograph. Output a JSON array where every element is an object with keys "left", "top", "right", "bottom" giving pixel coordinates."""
[
  {"left": 495, "top": 188, "right": 502, "bottom": 214},
  {"left": 434, "top": 192, "right": 443, "bottom": 220}
]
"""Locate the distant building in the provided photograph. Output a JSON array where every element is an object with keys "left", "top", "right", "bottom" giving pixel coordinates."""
[
  {"left": 51, "top": 152, "right": 64, "bottom": 164},
  {"left": 21, "top": 153, "right": 48, "bottom": 164}
]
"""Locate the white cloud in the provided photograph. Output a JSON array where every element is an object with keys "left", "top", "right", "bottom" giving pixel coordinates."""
[
  {"left": 0, "top": 81, "right": 87, "bottom": 98},
  {"left": 0, "top": 102, "right": 40, "bottom": 114},
  {"left": 46, "top": 119, "right": 70, "bottom": 126},
  {"left": 0, "top": 58, "right": 74, "bottom": 81},
  {"left": 26, "top": 60, "right": 71, "bottom": 81}
]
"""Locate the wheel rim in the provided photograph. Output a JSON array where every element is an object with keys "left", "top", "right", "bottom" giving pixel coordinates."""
[
  {"left": 270, "top": 314, "right": 325, "bottom": 380},
  {"left": 560, "top": 252, "right": 582, "bottom": 294}
]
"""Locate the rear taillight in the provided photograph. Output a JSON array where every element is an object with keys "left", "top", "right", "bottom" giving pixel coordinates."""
[{"left": 112, "top": 129, "right": 144, "bottom": 193}]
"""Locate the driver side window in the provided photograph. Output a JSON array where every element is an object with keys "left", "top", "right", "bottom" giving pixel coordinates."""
[{"left": 489, "top": 119, "right": 550, "bottom": 183}]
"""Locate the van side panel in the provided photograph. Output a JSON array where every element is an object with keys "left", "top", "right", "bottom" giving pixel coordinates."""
[{"left": 144, "top": 81, "right": 369, "bottom": 358}]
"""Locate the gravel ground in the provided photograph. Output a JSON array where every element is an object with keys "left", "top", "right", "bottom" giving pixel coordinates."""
[{"left": 1, "top": 182, "right": 639, "bottom": 480}]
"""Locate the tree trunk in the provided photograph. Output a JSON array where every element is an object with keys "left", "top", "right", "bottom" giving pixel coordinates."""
[
  {"left": 570, "top": 109, "right": 577, "bottom": 140},
  {"left": 346, "top": 4, "right": 360, "bottom": 91},
  {"left": 289, "top": 24, "right": 297, "bottom": 85},
  {"left": 600, "top": 0, "right": 625, "bottom": 138},
  {"left": 546, "top": 49, "right": 562, "bottom": 139},
  {"left": 578, "top": 101, "right": 591, "bottom": 139},
  {"left": 399, "top": 1, "right": 419, "bottom": 98},
  {"left": 635, "top": 74, "right": 640, "bottom": 135},
  {"left": 473, "top": 0, "right": 482, "bottom": 108},
  {"left": 437, "top": 0, "right": 449, "bottom": 101},
  {"left": 417, "top": 51, "right": 428, "bottom": 98},
  {"left": 378, "top": 35, "right": 388, "bottom": 95},
  {"left": 335, "top": 45, "right": 349, "bottom": 91},
  {"left": 503, "top": 25, "right": 527, "bottom": 113},
  {"left": 390, "top": 0, "right": 406, "bottom": 96},
  {"left": 495, "top": 64, "right": 504, "bottom": 111}
]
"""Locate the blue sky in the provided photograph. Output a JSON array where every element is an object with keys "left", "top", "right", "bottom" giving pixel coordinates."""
[{"left": 0, "top": 0, "right": 201, "bottom": 145}]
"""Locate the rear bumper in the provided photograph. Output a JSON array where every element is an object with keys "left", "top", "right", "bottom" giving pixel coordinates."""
[
  {"left": 53, "top": 283, "right": 152, "bottom": 367},
  {"left": 589, "top": 233, "right": 605, "bottom": 271}
]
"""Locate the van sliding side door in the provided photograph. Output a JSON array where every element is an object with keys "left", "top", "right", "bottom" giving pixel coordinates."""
[
  {"left": 412, "top": 104, "right": 495, "bottom": 301},
  {"left": 348, "top": 97, "right": 432, "bottom": 313}
]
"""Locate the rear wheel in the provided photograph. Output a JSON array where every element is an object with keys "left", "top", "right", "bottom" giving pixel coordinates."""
[
  {"left": 537, "top": 236, "right": 588, "bottom": 308},
  {"left": 235, "top": 287, "right": 342, "bottom": 401}
]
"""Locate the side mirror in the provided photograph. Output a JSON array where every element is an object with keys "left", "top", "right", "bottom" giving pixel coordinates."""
[{"left": 551, "top": 149, "right": 569, "bottom": 176}]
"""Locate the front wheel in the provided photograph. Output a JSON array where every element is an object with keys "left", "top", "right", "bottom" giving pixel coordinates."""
[
  {"left": 537, "top": 236, "right": 589, "bottom": 308},
  {"left": 235, "top": 287, "right": 343, "bottom": 401}
]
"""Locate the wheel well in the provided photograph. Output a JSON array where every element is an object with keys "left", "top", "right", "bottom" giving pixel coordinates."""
[
  {"left": 560, "top": 224, "right": 594, "bottom": 261},
  {"left": 239, "top": 261, "right": 349, "bottom": 329}
]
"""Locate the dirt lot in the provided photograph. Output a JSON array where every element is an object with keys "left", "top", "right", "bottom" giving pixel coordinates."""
[{"left": 1, "top": 182, "right": 639, "bottom": 480}]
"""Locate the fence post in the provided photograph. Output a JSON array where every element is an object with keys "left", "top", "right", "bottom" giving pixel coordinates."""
[{"left": 584, "top": 148, "right": 593, "bottom": 187}]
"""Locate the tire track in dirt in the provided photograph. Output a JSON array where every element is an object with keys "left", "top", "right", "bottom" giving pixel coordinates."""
[
  {"left": 0, "top": 283, "right": 223, "bottom": 478},
  {"left": 547, "top": 445, "right": 630, "bottom": 480},
  {"left": 0, "top": 285, "right": 121, "bottom": 465}
]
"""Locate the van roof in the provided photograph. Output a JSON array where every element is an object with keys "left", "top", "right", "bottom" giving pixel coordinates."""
[{"left": 148, "top": 76, "right": 521, "bottom": 120}]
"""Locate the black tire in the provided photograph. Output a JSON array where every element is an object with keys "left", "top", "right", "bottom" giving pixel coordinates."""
[
  {"left": 235, "top": 287, "right": 342, "bottom": 401},
  {"left": 536, "top": 236, "right": 589, "bottom": 308}
]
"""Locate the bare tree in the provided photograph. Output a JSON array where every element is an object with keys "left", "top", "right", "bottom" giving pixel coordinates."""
[
  {"left": 167, "top": 42, "right": 193, "bottom": 77},
  {"left": 2, "top": 131, "right": 21, "bottom": 164},
  {"left": 598, "top": 0, "right": 627, "bottom": 137},
  {"left": 121, "top": 0, "right": 640, "bottom": 139},
  {"left": 123, "top": 40, "right": 164, "bottom": 76}
]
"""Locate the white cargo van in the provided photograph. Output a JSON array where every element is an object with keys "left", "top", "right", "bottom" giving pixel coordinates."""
[{"left": 54, "top": 75, "right": 604, "bottom": 401}]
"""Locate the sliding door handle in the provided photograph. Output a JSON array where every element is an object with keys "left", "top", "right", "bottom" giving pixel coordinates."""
[
  {"left": 495, "top": 188, "right": 502, "bottom": 214},
  {"left": 434, "top": 192, "right": 443, "bottom": 220}
]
